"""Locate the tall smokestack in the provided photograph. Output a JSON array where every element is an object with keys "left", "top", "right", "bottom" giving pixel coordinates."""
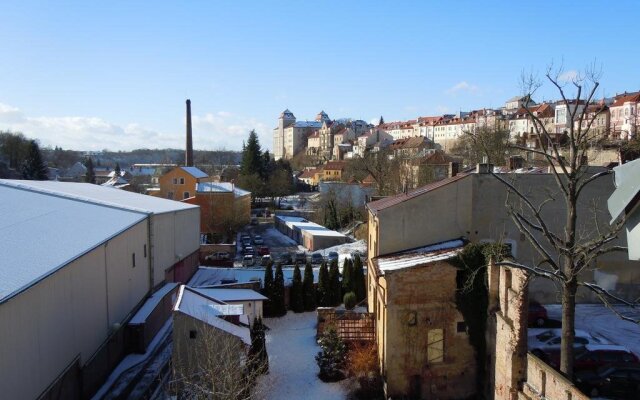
[{"left": 185, "top": 99, "right": 194, "bottom": 167}]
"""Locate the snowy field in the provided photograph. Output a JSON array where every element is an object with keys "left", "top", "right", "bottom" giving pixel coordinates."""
[{"left": 255, "top": 312, "right": 350, "bottom": 400}]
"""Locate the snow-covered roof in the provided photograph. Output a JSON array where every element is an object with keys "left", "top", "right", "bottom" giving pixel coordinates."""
[
  {"left": 275, "top": 215, "right": 346, "bottom": 239},
  {"left": 174, "top": 286, "right": 250, "bottom": 345},
  {"left": 101, "top": 176, "right": 129, "bottom": 187},
  {"left": 0, "top": 183, "right": 148, "bottom": 303},
  {"left": 180, "top": 166, "right": 208, "bottom": 179},
  {"left": 129, "top": 282, "right": 180, "bottom": 325},
  {"left": 190, "top": 267, "right": 320, "bottom": 288},
  {"left": 0, "top": 180, "right": 198, "bottom": 215},
  {"left": 374, "top": 239, "right": 465, "bottom": 274},
  {"left": 196, "top": 182, "right": 251, "bottom": 198},
  {"left": 192, "top": 288, "right": 267, "bottom": 302}
]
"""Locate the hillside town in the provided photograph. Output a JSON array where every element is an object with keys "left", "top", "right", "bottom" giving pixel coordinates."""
[{"left": 3, "top": 3, "right": 640, "bottom": 400}]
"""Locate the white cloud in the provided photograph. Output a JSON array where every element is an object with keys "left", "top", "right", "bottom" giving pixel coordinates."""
[
  {"left": 0, "top": 102, "right": 269, "bottom": 152},
  {"left": 445, "top": 81, "right": 479, "bottom": 95},
  {"left": 558, "top": 70, "right": 579, "bottom": 82}
]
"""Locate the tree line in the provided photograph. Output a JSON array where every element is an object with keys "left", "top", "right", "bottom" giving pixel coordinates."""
[{"left": 261, "top": 257, "right": 366, "bottom": 317}]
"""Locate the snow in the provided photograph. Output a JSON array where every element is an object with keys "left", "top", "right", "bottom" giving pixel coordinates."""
[
  {"left": 189, "top": 267, "right": 321, "bottom": 288},
  {"left": 196, "top": 182, "right": 250, "bottom": 197},
  {"left": 129, "top": 283, "right": 179, "bottom": 324},
  {"left": 92, "top": 319, "right": 173, "bottom": 400},
  {"left": 175, "top": 287, "right": 250, "bottom": 345},
  {"left": 0, "top": 179, "right": 198, "bottom": 215},
  {"left": 255, "top": 311, "right": 349, "bottom": 399},
  {"left": 261, "top": 226, "right": 298, "bottom": 247},
  {"left": 192, "top": 288, "right": 267, "bottom": 302},
  {"left": 180, "top": 166, "right": 208, "bottom": 179},
  {"left": 543, "top": 304, "right": 640, "bottom": 357},
  {"left": 313, "top": 240, "right": 368, "bottom": 269},
  {"left": 0, "top": 183, "right": 146, "bottom": 303},
  {"left": 375, "top": 239, "right": 465, "bottom": 274}
]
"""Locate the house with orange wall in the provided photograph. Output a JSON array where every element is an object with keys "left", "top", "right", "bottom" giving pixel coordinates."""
[{"left": 157, "top": 167, "right": 209, "bottom": 200}]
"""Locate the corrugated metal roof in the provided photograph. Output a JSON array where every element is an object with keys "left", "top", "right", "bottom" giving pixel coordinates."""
[
  {"left": 373, "top": 239, "right": 465, "bottom": 274},
  {"left": 367, "top": 173, "right": 470, "bottom": 214}
]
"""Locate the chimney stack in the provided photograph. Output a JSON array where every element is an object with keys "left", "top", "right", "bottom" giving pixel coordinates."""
[{"left": 185, "top": 99, "right": 194, "bottom": 167}]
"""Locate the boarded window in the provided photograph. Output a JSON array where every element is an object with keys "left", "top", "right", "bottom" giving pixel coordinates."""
[
  {"left": 132, "top": 253, "right": 136, "bottom": 268},
  {"left": 427, "top": 329, "right": 444, "bottom": 363}
]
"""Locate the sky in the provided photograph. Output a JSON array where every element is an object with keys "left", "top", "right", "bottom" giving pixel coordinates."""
[{"left": 1, "top": 1, "right": 639, "bottom": 152}]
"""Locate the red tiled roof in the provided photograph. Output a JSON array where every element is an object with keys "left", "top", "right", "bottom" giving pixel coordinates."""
[
  {"left": 323, "top": 161, "right": 347, "bottom": 171},
  {"left": 299, "top": 169, "right": 318, "bottom": 179},
  {"left": 367, "top": 173, "right": 470, "bottom": 214},
  {"left": 611, "top": 93, "right": 640, "bottom": 107}
]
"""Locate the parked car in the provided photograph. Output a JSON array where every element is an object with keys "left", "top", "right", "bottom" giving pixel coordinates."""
[
  {"left": 242, "top": 239, "right": 251, "bottom": 247},
  {"left": 528, "top": 329, "right": 605, "bottom": 351},
  {"left": 575, "top": 365, "right": 640, "bottom": 398},
  {"left": 574, "top": 345, "right": 640, "bottom": 372},
  {"left": 260, "top": 254, "right": 272, "bottom": 266},
  {"left": 250, "top": 217, "right": 258, "bottom": 225},
  {"left": 243, "top": 246, "right": 254, "bottom": 255},
  {"left": 278, "top": 253, "right": 293, "bottom": 265},
  {"left": 311, "top": 252, "right": 324, "bottom": 264},
  {"left": 528, "top": 301, "right": 548, "bottom": 327},
  {"left": 205, "top": 251, "right": 230, "bottom": 261},
  {"left": 295, "top": 251, "right": 307, "bottom": 264},
  {"left": 253, "top": 235, "right": 264, "bottom": 245},
  {"left": 327, "top": 251, "right": 339, "bottom": 263},
  {"left": 242, "top": 254, "right": 255, "bottom": 267},
  {"left": 351, "top": 250, "right": 364, "bottom": 260},
  {"left": 257, "top": 246, "right": 270, "bottom": 256}
]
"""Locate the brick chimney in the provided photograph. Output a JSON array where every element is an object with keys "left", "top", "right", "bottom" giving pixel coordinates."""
[{"left": 185, "top": 99, "right": 194, "bottom": 167}]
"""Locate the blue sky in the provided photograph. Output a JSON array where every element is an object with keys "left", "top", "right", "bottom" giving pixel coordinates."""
[{"left": 1, "top": 1, "right": 639, "bottom": 151}]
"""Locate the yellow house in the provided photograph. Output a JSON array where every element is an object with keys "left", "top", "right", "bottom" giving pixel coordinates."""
[
  {"left": 157, "top": 166, "right": 209, "bottom": 200},
  {"left": 321, "top": 161, "right": 347, "bottom": 182}
]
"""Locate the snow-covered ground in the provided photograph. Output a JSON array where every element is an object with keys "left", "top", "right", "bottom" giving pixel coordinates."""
[
  {"left": 255, "top": 312, "right": 350, "bottom": 400},
  {"left": 544, "top": 304, "right": 640, "bottom": 356}
]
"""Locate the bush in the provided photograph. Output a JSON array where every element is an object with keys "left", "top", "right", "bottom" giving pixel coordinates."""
[
  {"left": 343, "top": 292, "right": 357, "bottom": 310},
  {"left": 315, "top": 328, "right": 346, "bottom": 382}
]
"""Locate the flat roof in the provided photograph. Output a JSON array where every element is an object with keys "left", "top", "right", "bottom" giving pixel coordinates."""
[
  {"left": 275, "top": 215, "right": 346, "bottom": 238},
  {"left": 192, "top": 288, "right": 267, "bottom": 302},
  {"left": 0, "top": 183, "right": 147, "bottom": 303},
  {"left": 196, "top": 182, "right": 251, "bottom": 197},
  {"left": 0, "top": 180, "right": 198, "bottom": 215}
]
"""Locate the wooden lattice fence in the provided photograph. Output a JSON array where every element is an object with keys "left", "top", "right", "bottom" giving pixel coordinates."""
[{"left": 317, "top": 307, "right": 375, "bottom": 342}]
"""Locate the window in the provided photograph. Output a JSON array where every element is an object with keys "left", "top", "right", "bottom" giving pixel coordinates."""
[
  {"left": 132, "top": 253, "right": 136, "bottom": 268},
  {"left": 189, "top": 330, "right": 197, "bottom": 339},
  {"left": 167, "top": 191, "right": 174, "bottom": 200},
  {"left": 456, "top": 321, "right": 467, "bottom": 333},
  {"left": 180, "top": 177, "right": 185, "bottom": 184},
  {"left": 144, "top": 244, "right": 147, "bottom": 258},
  {"left": 183, "top": 191, "right": 190, "bottom": 199},
  {"left": 172, "top": 178, "right": 178, "bottom": 184},
  {"left": 427, "top": 329, "right": 444, "bottom": 363}
]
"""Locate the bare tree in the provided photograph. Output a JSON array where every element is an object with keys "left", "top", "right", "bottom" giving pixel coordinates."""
[
  {"left": 452, "top": 126, "right": 511, "bottom": 167},
  {"left": 485, "top": 64, "right": 633, "bottom": 376},
  {"left": 347, "top": 148, "right": 403, "bottom": 196}
]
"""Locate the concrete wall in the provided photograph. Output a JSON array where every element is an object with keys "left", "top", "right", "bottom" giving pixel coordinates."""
[{"left": 0, "top": 220, "right": 149, "bottom": 400}]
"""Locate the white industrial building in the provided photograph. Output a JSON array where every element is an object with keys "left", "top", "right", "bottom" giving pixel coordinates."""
[{"left": 0, "top": 180, "right": 200, "bottom": 399}]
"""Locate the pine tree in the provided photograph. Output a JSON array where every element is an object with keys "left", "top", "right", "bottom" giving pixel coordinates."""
[
  {"left": 241, "top": 130, "right": 264, "bottom": 177},
  {"left": 303, "top": 262, "right": 316, "bottom": 311},
  {"left": 20, "top": 140, "right": 48, "bottom": 180},
  {"left": 317, "top": 261, "right": 330, "bottom": 307},
  {"left": 353, "top": 255, "right": 366, "bottom": 303},
  {"left": 84, "top": 157, "right": 96, "bottom": 184},
  {"left": 273, "top": 263, "right": 286, "bottom": 316},
  {"left": 262, "top": 262, "right": 274, "bottom": 317},
  {"left": 328, "top": 260, "right": 341, "bottom": 307},
  {"left": 249, "top": 317, "right": 268, "bottom": 374},
  {"left": 114, "top": 162, "right": 121, "bottom": 177},
  {"left": 341, "top": 258, "right": 354, "bottom": 297},
  {"left": 291, "top": 264, "right": 304, "bottom": 313},
  {"left": 343, "top": 292, "right": 357, "bottom": 310},
  {"left": 315, "top": 327, "right": 347, "bottom": 382}
]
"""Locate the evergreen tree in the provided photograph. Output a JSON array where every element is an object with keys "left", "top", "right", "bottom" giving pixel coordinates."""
[
  {"left": 303, "top": 262, "right": 317, "bottom": 311},
  {"left": 317, "top": 261, "right": 330, "bottom": 307},
  {"left": 315, "top": 327, "right": 347, "bottom": 381},
  {"left": 378, "top": 116, "right": 384, "bottom": 126},
  {"left": 262, "top": 262, "right": 274, "bottom": 317},
  {"left": 20, "top": 140, "right": 48, "bottom": 180},
  {"left": 84, "top": 157, "right": 96, "bottom": 184},
  {"left": 343, "top": 291, "right": 357, "bottom": 310},
  {"left": 272, "top": 263, "right": 286, "bottom": 316},
  {"left": 240, "top": 130, "right": 264, "bottom": 177},
  {"left": 249, "top": 317, "right": 268, "bottom": 374},
  {"left": 353, "top": 255, "right": 366, "bottom": 303},
  {"left": 114, "top": 162, "right": 121, "bottom": 177},
  {"left": 290, "top": 264, "right": 304, "bottom": 313},
  {"left": 341, "top": 258, "right": 354, "bottom": 297},
  {"left": 328, "top": 260, "right": 341, "bottom": 307}
]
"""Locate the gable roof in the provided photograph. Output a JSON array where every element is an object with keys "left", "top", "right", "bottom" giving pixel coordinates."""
[
  {"left": 174, "top": 286, "right": 251, "bottom": 345},
  {"left": 611, "top": 93, "right": 640, "bottom": 107},
  {"left": 367, "top": 173, "right": 470, "bottom": 215},
  {"left": 323, "top": 161, "right": 347, "bottom": 171},
  {"left": 180, "top": 166, "right": 208, "bottom": 179},
  {"left": 0, "top": 181, "right": 148, "bottom": 303}
]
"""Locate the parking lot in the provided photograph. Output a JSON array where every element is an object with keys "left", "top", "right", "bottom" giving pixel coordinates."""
[{"left": 234, "top": 220, "right": 304, "bottom": 267}]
